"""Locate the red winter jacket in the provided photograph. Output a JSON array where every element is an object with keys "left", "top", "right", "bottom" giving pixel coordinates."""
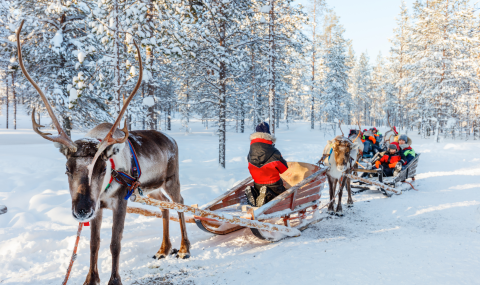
[
  {"left": 247, "top": 133, "right": 288, "bottom": 185},
  {"left": 375, "top": 152, "right": 402, "bottom": 169}
]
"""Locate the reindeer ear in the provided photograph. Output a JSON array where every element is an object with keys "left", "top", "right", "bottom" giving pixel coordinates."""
[
  {"left": 58, "top": 144, "right": 73, "bottom": 158},
  {"left": 101, "top": 142, "right": 125, "bottom": 161}
]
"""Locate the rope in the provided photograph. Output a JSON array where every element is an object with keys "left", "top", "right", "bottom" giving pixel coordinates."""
[
  {"left": 402, "top": 181, "right": 418, "bottom": 191},
  {"left": 62, "top": 222, "right": 84, "bottom": 285}
]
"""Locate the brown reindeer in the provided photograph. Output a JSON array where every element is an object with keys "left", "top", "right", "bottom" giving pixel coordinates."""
[
  {"left": 382, "top": 114, "right": 398, "bottom": 148},
  {"left": 17, "top": 20, "right": 190, "bottom": 285},
  {"left": 320, "top": 122, "right": 362, "bottom": 215}
]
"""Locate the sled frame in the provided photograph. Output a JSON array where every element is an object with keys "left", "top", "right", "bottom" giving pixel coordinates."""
[{"left": 195, "top": 164, "right": 329, "bottom": 241}]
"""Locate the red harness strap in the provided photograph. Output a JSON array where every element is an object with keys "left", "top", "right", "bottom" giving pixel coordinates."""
[{"left": 105, "top": 158, "right": 115, "bottom": 189}]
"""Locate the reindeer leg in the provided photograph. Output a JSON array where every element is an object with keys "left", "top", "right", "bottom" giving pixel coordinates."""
[
  {"left": 165, "top": 175, "right": 190, "bottom": 259},
  {"left": 154, "top": 209, "right": 172, "bottom": 259},
  {"left": 336, "top": 176, "right": 347, "bottom": 216},
  {"left": 177, "top": 211, "right": 191, "bottom": 259},
  {"left": 84, "top": 208, "right": 103, "bottom": 285},
  {"left": 346, "top": 172, "right": 354, "bottom": 207},
  {"left": 108, "top": 195, "right": 127, "bottom": 285},
  {"left": 327, "top": 175, "right": 336, "bottom": 215},
  {"left": 147, "top": 191, "right": 173, "bottom": 259}
]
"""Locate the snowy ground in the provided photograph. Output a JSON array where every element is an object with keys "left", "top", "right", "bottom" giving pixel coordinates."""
[{"left": 1, "top": 109, "right": 480, "bottom": 284}]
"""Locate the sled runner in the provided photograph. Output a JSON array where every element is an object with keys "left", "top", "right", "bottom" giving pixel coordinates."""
[
  {"left": 351, "top": 153, "right": 421, "bottom": 196},
  {"left": 193, "top": 162, "right": 329, "bottom": 242}
]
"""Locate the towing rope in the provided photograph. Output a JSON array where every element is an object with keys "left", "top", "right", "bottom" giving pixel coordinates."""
[
  {"left": 402, "top": 181, "right": 418, "bottom": 191},
  {"left": 62, "top": 222, "right": 87, "bottom": 285}
]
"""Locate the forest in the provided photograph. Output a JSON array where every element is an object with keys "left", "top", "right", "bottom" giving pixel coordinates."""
[{"left": 1, "top": 0, "right": 479, "bottom": 167}]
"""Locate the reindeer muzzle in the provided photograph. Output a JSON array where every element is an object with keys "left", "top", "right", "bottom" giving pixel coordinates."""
[{"left": 72, "top": 193, "right": 95, "bottom": 221}]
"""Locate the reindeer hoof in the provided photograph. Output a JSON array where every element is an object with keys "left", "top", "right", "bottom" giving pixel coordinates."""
[
  {"left": 335, "top": 211, "right": 344, "bottom": 216},
  {"left": 327, "top": 210, "right": 335, "bottom": 215},
  {"left": 176, "top": 252, "right": 190, "bottom": 259},
  {"left": 347, "top": 203, "right": 354, "bottom": 208},
  {"left": 153, "top": 252, "right": 168, "bottom": 259}
]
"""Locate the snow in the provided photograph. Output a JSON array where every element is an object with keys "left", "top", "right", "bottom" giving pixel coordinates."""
[
  {"left": 51, "top": 31, "right": 63, "bottom": 49},
  {"left": 1, "top": 109, "right": 480, "bottom": 284},
  {"left": 69, "top": 88, "right": 78, "bottom": 101},
  {"left": 260, "top": 5, "right": 270, "bottom": 13},
  {"left": 446, "top": 117, "right": 456, "bottom": 128},
  {"left": 142, "top": 96, "right": 155, "bottom": 107},
  {"left": 78, "top": 51, "right": 85, "bottom": 63}
]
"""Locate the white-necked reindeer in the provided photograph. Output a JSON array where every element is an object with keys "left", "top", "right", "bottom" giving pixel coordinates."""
[
  {"left": 320, "top": 122, "right": 363, "bottom": 216},
  {"left": 17, "top": 20, "right": 190, "bottom": 285}
]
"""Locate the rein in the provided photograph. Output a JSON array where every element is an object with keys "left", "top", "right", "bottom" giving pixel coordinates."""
[{"left": 62, "top": 222, "right": 87, "bottom": 285}]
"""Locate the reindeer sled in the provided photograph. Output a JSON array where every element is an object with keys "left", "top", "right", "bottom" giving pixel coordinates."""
[
  {"left": 150, "top": 162, "right": 328, "bottom": 242},
  {"left": 126, "top": 162, "right": 328, "bottom": 242},
  {"left": 351, "top": 153, "right": 420, "bottom": 197},
  {"left": 190, "top": 162, "right": 328, "bottom": 241}
]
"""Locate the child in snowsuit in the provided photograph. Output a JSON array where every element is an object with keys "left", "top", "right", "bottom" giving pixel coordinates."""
[
  {"left": 397, "top": 134, "right": 416, "bottom": 168},
  {"left": 374, "top": 142, "right": 404, "bottom": 177},
  {"left": 245, "top": 122, "right": 289, "bottom": 207}
]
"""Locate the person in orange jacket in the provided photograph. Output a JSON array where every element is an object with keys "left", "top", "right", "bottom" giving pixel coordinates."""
[{"left": 373, "top": 142, "right": 404, "bottom": 177}]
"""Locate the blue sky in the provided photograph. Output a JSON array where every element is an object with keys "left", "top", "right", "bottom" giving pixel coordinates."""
[{"left": 295, "top": 0, "right": 416, "bottom": 63}]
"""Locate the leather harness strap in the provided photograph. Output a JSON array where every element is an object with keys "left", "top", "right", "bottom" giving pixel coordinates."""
[{"left": 104, "top": 139, "right": 143, "bottom": 200}]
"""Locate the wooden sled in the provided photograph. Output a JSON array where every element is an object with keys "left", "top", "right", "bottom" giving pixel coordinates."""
[
  {"left": 193, "top": 162, "right": 329, "bottom": 242},
  {"left": 351, "top": 153, "right": 421, "bottom": 196}
]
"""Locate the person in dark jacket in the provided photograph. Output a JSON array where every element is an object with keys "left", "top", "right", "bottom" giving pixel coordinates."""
[
  {"left": 362, "top": 130, "right": 378, "bottom": 158},
  {"left": 246, "top": 122, "right": 288, "bottom": 207},
  {"left": 397, "top": 134, "right": 416, "bottom": 167}
]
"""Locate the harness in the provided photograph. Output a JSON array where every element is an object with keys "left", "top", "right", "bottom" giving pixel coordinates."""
[{"left": 104, "top": 139, "right": 142, "bottom": 200}]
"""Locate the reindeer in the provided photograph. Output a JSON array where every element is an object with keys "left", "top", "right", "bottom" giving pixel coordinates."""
[
  {"left": 16, "top": 20, "right": 190, "bottom": 285},
  {"left": 320, "top": 121, "right": 362, "bottom": 216},
  {"left": 382, "top": 114, "right": 399, "bottom": 149}
]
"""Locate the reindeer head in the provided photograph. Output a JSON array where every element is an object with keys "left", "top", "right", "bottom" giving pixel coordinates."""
[
  {"left": 62, "top": 139, "right": 108, "bottom": 221},
  {"left": 17, "top": 20, "right": 142, "bottom": 222},
  {"left": 328, "top": 121, "right": 362, "bottom": 172},
  {"left": 331, "top": 136, "right": 353, "bottom": 172},
  {"left": 59, "top": 133, "right": 126, "bottom": 221}
]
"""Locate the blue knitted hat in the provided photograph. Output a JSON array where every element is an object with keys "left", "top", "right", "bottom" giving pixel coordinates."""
[{"left": 255, "top": 122, "right": 270, "bottom": 134}]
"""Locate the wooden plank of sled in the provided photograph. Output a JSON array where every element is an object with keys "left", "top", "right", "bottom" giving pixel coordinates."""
[
  {"left": 199, "top": 176, "right": 253, "bottom": 210},
  {"left": 130, "top": 194, "right": 301, "bottom": 237},
  {"left": 253, "top": 166, "right": 329, "bottom": 219}
]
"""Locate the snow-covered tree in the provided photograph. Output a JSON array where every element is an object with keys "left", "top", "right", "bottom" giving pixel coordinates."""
[{"left": 320, "top": 25, "right": 350, "bottom": 123}]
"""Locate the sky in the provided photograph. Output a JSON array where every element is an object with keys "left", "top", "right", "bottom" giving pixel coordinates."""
[{"left": 295, "top": 0, "right": 416, "bottom": 63}]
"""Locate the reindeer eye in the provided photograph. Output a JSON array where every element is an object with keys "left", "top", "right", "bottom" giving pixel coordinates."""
[
  {"left": 65, "top": 166, "right": 71, "bottom": 174},
  {"left": 102, "top": 167, "right": 107, "bottom": 174}
]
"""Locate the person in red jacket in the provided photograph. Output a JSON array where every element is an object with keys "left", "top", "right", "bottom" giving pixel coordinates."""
[
  {"left": 373, "top": 142, "right": 403, "bottom": 177},
  {"left": 245, "top": 122, "right": 289, "bottom": 207}
]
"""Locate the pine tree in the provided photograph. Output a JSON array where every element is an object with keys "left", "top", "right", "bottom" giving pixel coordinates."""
[{"left": 320, "top": 25, "right": 350, "bottom": 124}]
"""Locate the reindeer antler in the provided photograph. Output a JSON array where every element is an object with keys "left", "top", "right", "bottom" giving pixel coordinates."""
[
  {"left": 17, "top": 20, "right": 77, "bottom": 153},
  {"left": 338, "top": 120, "right": 345, "bottom": 137},
  {"left": 87, "top": 39, "right": 143, "bottom": 182},
  {"left": 352, "top": 120, "right": 362, "bottom": 143}
]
